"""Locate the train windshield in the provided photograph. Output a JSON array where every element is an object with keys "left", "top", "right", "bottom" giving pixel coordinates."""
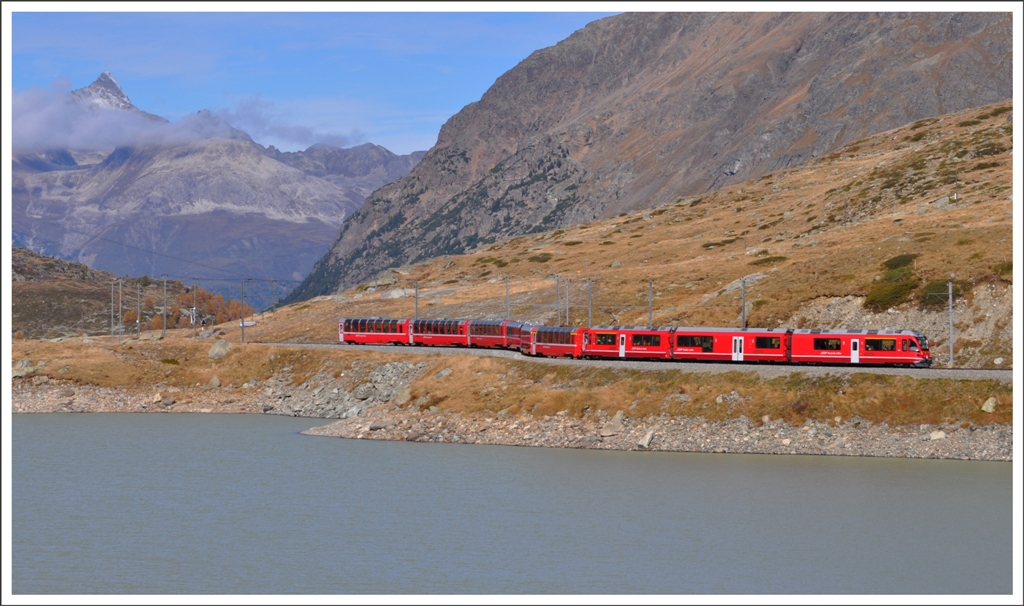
[{"left": 917, "top": 336, "right": 929, "bottom": 351}]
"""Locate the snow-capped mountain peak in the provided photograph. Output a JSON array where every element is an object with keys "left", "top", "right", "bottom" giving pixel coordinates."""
[{"left": 71, "top": 72, "right": 137, "bottom": 111}]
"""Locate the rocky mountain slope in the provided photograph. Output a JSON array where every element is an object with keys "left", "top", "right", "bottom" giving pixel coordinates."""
[
  {"left": 290, "top": 11, "right": 1012, "bottom": 300},
  {"left": 11, "top": 247, "right": 189, "bottom": 340},
  {"left": 12, "top": 73, "right": 424, "bottom": 309},
  {"left": 265, "top": 100, "right": 1012, "bottom": 369}
]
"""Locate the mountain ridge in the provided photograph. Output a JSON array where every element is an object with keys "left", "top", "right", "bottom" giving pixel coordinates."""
[
  {"left": 287, "top": 11, "right": 1012, "bottom": 303},
  {"left": 13, "top": 73, "right": 426, "bottom": 309}
]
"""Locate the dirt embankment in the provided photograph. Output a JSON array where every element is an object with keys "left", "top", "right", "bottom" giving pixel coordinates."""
[{"left": 11, "top": 336, "right": 1012, "bottom": 462}]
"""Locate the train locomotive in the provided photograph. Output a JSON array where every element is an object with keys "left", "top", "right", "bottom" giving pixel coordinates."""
[{"left": 339, "top": 317, "right": 932, "bottom": 368}]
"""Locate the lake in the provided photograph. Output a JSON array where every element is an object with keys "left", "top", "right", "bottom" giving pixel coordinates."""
[{"left": 12, "top": 413, "right": 1012, "bottom": 594}]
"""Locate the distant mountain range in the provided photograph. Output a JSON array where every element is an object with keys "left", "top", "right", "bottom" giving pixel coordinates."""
[
  {"left": 12, "top": 72, "right": 424, "bottom": 309},
  {"left": 287, "top": 11, "right": 1012, "bottom": 302}
]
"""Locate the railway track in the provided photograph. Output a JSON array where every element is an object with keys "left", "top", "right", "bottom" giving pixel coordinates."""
[{"left": 250, "top": 341, "right": 1013, "bottom": 383}]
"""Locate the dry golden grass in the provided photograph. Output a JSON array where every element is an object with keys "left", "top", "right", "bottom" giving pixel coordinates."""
[
  {"left": 14, "top": 332, "right": 1011, "bottom": 427},
  {"left": 13, "top": 102, "right": 1012, "bottom": 428},
  {"left": 231, "top": 100, "right": 1011, "bottom": 341}
]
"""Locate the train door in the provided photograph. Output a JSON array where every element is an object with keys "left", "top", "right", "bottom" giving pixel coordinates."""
[
  {"left": 619, "top": 334, "right": 626, "bottom": 358},
  {"left": 732, "top": 336, "right": 744, "bottom": 361},
  {"left": 851, "top": 339, "right": 860, "bottom": 364},
  {"left": 409, "top": 324, "right": 415, "bottom": 345}
]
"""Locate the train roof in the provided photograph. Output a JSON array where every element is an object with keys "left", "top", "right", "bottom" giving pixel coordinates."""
[
  {"left": 670, "top": 326, "right": 790, "bottom": 333},
  {"left": 590, "top": 325, "right": 676, "bottom": 332},
  {"left": 790, "top": 328, "right": 926, "bottom": 336}
]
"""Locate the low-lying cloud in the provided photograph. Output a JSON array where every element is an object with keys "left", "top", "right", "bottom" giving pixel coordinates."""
[
  {"left": 210, "top": 97, "right": 364, "bottom": 151},
  {"left": 13, "top": 82, "right": 364, "bottom": 153}
]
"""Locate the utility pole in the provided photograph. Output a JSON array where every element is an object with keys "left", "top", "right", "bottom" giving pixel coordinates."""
[
  {"left": 565, "top": 279, "right": 570, "bottom": 326},
  {"left": 162, "top": 275, "right": 167, "bottom": 339},
  {"left": 505, "top": 277, "right": 510, "bottom": 320},
  {"left": 741, "top": 278, "right": 747, "bottom": 329},
  {"left": 118, "top": 279, "right": 123, "bottom": 342},
  {"left": 414, "top": 282, "right": 419, "bottom": 319},
  {"left": 110, "top": 281, "right": 115, "bottom": 342},
  {"left": 587, "top": 280, "right": 593, "bottom": 328},
  {"left": 557, "top": 278, "right": 565, "bottom": 327},
  {"left": 193, "top": 278, "right": 197, "bottom": 338},
  {"left": 137, "top": 282, "right": 141, "bottom": 338},
  {"left": 648, "top": 280, "right": 653, "bottom": 328},
  {"left": 240, "top": 279, "right": 246, "bottom": 344},
  {"left": 948, "top": 280, "right": 954, "bottom": 368},
  {"left": 954, "top": 170, "right": 959, "bottom": 202}
]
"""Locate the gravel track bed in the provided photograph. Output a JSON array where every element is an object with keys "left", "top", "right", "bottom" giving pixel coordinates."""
[
  {"left": 14, "top": 359, "right": 1012, "bottom": 462},
  {"left": 253, "top": 341, "right": 1013, "bottom": 383}
]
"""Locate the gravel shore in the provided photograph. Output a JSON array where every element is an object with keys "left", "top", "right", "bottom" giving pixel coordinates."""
[{"left": 13, "top": 374, "right": 1012, "bottom": 462}]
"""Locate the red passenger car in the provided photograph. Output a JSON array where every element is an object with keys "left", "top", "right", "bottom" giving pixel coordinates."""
[
  {"left": 467, "top": 320, "right": 508, "bottom": 349},
  {"left": 670, "top": 327, "right": 791, "bottom": 363},
  {"left": 410, "top": 318, "right": 469, "bottom": 347},
  {"left": 788, "top": 329, "right": 931, "bottom": 366},
  {"left": 581, "top": 326, "right": 673, "bottom": 360},
  {"left": 530, "top": 325, "right": 584, "bottom": 358},
  {"left": 518, "top": 324, "right": 535, "bottom": 356},
  {"left": 504, "top": 321, "right": 525, "bottom": 350},
  {"left": 339, "top": 317, "right": 410, "bottom": 345}
]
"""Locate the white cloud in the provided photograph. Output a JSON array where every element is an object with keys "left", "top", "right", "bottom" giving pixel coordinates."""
[
  {"left": 11, "top": 83, "right": 367, "bottom": 153},
  {"left": 209, "top": 96, "right": 365, "bottom": 151}
]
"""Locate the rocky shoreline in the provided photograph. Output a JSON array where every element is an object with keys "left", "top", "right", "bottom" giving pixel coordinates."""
[{"left": 12, "top": 368, "right": 1012, "bottom": 462}]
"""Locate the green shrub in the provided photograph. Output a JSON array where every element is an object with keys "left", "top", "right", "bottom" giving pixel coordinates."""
[
  {"left": 562, "top": 241, "right": 582, "bottom": 246},
  {"left": 160, "top": 358, "right": 180, "bottom": 365},
  {"left": 883, "top": 266, "right": 915, "bottom": 283},
  {"left": 864, "top": 281, "right": 918, "bottom": 312},
  {"left": 994, "top": 260, "right": 1012, "bottom": 276},
  {"left": 958, "top": 119, "right": 981, "bottom": 127},
  {"left": 882, "top": 253, "right": 919, "bottom": 270},
  {"left": 919, "top": 280, "right": 968, "bottom": 307},
  {"left": 528, "top": 253, "right": 553, "bottom": 263}
]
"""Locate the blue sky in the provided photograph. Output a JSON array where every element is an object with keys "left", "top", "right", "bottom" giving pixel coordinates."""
[{"left": 10, "top": 10, "right": 618, "bottom": 154}]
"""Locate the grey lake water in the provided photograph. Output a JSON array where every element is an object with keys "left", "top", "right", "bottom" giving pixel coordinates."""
[{"left": 12, "top": 413, "right": 1012, "bottom": 595}]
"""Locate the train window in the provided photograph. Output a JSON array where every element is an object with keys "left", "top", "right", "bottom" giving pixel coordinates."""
[
  {"left": 595, "top": 333, "right": 616, "bottom": 345},
  {"left": 676, "top": 335, "right": 713, "bottom": 351},
  {"left": 755, "top": 337, "right": 780, "bottom": 349},
  {"left": 677, "top": 335, "right": 698, "bottom": 347},
  {"left": 864, "top": 339, "right": 896, "bottom": 351},
  {"left": 813, "top": 338, "right": 843, "bottom": 351},
  {"left": 909, "top": 341, "right": 920, "bottom": 352},
  {"left": 632, "top": 334, "right": 661, "bottom": 346}
]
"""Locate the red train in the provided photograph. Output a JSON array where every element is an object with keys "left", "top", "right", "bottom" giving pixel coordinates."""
[{"left": 339, "top": 318, "right": 932, "bottom": 367}]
